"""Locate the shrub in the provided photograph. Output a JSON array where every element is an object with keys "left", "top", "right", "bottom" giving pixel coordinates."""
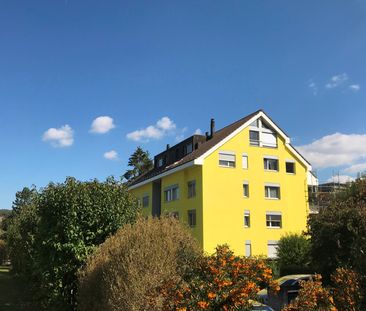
[
  {"left": 283, "top": 275, "right": 336, "bottom": 311},
  {"left": 277, "top": 233, "right": 312, "bottom": 275},
  {"left": 78, "top": 216, "right": 202, "bottom": 311},
  {"left": 162, "top": 245, "right": 279, "bottom": 310},
  {"left": 0, "top": 239, "right": 6, "bottom": 264},
  {"left": 331, "top": 268, "right": 362, "bottom": 311}
]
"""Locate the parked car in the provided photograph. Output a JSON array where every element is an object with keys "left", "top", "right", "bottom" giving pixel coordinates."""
[
  {"left": 257, "top": 274, "right": 313, "bottom": 311},
  {"left": 251, "top": 300, "right": 274, "bottom": 311}
]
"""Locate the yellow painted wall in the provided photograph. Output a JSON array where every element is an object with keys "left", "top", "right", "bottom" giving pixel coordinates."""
[
  {"left": 202, "top": 127, "right": 308, "bottom": 256},
  {"left": 130, "top": 165, "right": 203, "bottom": 246}
]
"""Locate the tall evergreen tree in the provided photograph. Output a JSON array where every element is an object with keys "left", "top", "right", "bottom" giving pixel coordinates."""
[{"left": 123, "top": 147, "right": 153, "bottom": 181}]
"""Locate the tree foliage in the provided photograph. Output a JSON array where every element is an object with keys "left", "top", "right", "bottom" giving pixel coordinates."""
[
  {"left": 162, "top": 245, "right": 279, "bottom": 310},
  {"left": 7, "top": 177, "right": 139, "bottom": 310},
  {"left": 277, "top": 233, "right": 312, "bottom": 275},
  {"left": 78, "top": 216, "right": 202, "bottom": 311},
  {"left": 123, "top": 146, "right": 153, "bottom": 181},
  {"left": 308, "top": 179, "right": 366, "bottom": 286}
]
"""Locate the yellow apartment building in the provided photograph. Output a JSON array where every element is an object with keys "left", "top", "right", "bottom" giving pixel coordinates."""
[{"left": 129, "top": 110, "right": 315, "bottom": 257}]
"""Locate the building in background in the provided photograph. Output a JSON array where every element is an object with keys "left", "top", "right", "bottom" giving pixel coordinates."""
[{"left": 129, "top": 110, "right": 316, "bottom": 257}]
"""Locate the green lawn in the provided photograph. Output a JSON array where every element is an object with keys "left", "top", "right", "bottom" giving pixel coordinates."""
[{"left": 0, "top": 266, "right": 36, "bottom": 311}]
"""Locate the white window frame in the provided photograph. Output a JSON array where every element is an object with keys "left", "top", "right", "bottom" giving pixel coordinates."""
[
  {"left": 245, "top": 240, "right": 252, "bottom": 257},
  {"left": 242, "top": 153, "right": 248, "bottom": 169},
  {"left": 243, "top": 181, "right": 249, "bottom": 198},
  {"left": 164, "top": 184, "right": 179, "bottom": 202},
  {"left": 264, "top": 156, "right": 279, "bottom": 172},
  {"left": 286, "top": 160, "right": 296, "bottom": 174},
  {"left": 219, "top": 151, "right": 236, "bottom": 168},
  {"left": 266, "top": 212, "right": 282, "bottom": 228},
  {"left": 244, "top": 210, "right": 250, "bottom": 228},
  {"left": 265, "top": 183, "right": 280, "bottom": 199},
  {"left": 249, "top": 118, "right": 278, "bottom": 148},
  {"left": 267, "top": 240, "right": 279, "bottom": 258}
]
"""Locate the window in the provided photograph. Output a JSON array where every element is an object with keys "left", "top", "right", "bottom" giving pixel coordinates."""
[
  {"left": 286, "top": 161, "right": 296, "bottom": 174},
  {"left": 243, "top": 182, "right": 249, "bottom": 198},
  {"left": 142, "top": 195, "right": 149, "bottom": 207},
  {"left": 242, "top": 154, "right": 248, "bottom": 169},
  {"left": 249, "top": 130, "right": 260, "bottom": 146},
  {"left": 164, "top": 185, "right": 179, "bottom": 202},
  {"left": 264, "top": 157, "right": 279, "bottom": 171},
  {"left": 262, "top": 132, "right": 277, "bottom": 148},
  {"left": 265, "top": 184, "right": 280, "bottom": 199},
  {"left": 244, "top": 210, "right": 250, "bottom": 228},
  {"left": 158, "top": 158, "right": 164, "bottom": 167},
  {"left": 187, "top": 180, "right": 196, "bottom": 198},
  {"left": 267, "top": 240, "right": 279, "bottom": 258},
  {"left": 219, "top": 152, "right": 236, "bottom": 167},
  {"left": 188, "top": 210, "right": 196, "bottom": 227},
  {"left": 169, "top": 211, "right": 179, "bottom": 219},
  {"left": 266, "top": 212, "right": 282, "bottom": 228},
  {"left": 186, "top": 143, "right": 193, "bottom": 154},
  {"left": 245, "top": 240, "right": 252, "bottom": 257}
]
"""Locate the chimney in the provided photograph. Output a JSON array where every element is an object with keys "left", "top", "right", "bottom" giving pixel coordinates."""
[
  {"left": 166, "top": 144, "right": 170, "bottom": 150},
  {"left": 210, "top": 118, "right": 215, "bottom": 138},
  {"left": 205, "top": 131, "right": 209, "bottom": 141}
]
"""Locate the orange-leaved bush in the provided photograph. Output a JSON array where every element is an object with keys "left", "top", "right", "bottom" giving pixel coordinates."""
[
  {"left": 331, "top": 268, "right": 362, "bottom": 311},
  {"left": 161, "top": 245, "right": 279, "bottom": 311},
  {"left": 283, "top": 275, "right": 336, "bottom": 311}
]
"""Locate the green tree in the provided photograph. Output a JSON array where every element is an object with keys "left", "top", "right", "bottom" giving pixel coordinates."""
[
  {"left": 308, "top": 179, "right": 366, "bottom": 298},
  {"left": 123, "top": 147, "right": 153, "bottom": 181},
  {"left": 7, "top": 187, "right": 39, "bottom": 274},
  {"left": 277, "top": 233, "right": 312, "bottom": 275},
  {"left": 7, "top": 178, "right": 139, "bottom": 310}
]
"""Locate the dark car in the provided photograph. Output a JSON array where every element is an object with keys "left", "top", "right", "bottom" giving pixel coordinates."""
[{"left": 257, "top": 274, "right": 313, "bottom": 311}]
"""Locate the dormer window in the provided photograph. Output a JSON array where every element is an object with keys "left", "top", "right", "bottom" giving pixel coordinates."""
[
  {"left": 186, "top": 143, "right": 193, "bottom": 154},
  {"left": 158, "top": 158, "right": 163, "bottom": 167}
]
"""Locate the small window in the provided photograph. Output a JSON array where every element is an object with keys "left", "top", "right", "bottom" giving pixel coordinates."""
[
  {"left": 262, "top": 132, "right": 277, "bottom": 148},
  {"left": 164, "top": 185, "right": 179, "bottom": 202},
  {"left": 286, "top": 161, "right": 295, "bottom": 174},
  {"left": 266, "top": 213, "right": 282, "bottom": 228},
  {"left": 265, "top": 185, "right": 280, "bottom": 199},
  {"left": 219, "top": 152, "right": 236, "bottom": 167},
  {"left": 267, "top": 240, "right": 279, "bottom": 258},
  {"left": 187, "top": 180, "right": 196, "bottom": 198},
  {"left": 242, "top": 154, "right": 248, "bottom": 169},
  {"left": 245, "top": 240, "right": 252, "bottom": 257},
  {"left": 142, "top": 195, "right": 149, "bottom": 207},
  {"left": 188, "top": 210, "right": 196, "bottom": 227},
  {"left": 244, "top": 211, "right": 250, "bottom": 228},
  {"left": 243, "top": 182, "right": 249, "bottom": 198},
  {"left": 264, "top": 158, "right": 279, "bottom": 171},
  {"left": 249, "top": 130, "right": 260, "bottom": 146},
  {"left": 186, "top": 143, "right": 193, "bottom": 154},
  {"left": 158, "top": 158, "right": 163, "bottom": 167},
  {"left": 169, "top": 211, "right": 179, "bottom": 219}
]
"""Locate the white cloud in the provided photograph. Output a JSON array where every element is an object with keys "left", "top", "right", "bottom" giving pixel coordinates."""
[
  {"left": 325, "top": 73, "right": 349, "bottom": 89},
  {"left": 42, "top": 125, "right": 74, "bottom": 147},
  {"left": 342, "top": 162, "right": 366, "bottom": 174},
  {"left": 104, "top": 150, "right": 119, "bottom": 160},
  {"left": 308, "top": 80, "right": 318, "bottom": 95},
  {"left": 326, "top": 175, "right": 355, "bottom": 183},
  {"left": 90, "top": 116, "right": 115, "bottom": 134},
  {"left": 296, "top": 133, "right": 366, "bottom": 169},
  {"left": 194, "top": 128, "right": 203, "bottom": 135},
  {"left": 126, "top": 117, "right": 176, "bottom": 142},
  {"left": 349, "top": 84, "right": 360, "bottom": 92}
]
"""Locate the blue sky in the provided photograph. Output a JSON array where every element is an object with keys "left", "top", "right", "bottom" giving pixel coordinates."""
[{"left": 1, "top": 0, "right": 366, "bottom": 209}]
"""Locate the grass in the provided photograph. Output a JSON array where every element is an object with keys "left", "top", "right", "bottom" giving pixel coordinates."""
[{"left": 0, "top": 266, "right": 36, "bottom": 310}]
